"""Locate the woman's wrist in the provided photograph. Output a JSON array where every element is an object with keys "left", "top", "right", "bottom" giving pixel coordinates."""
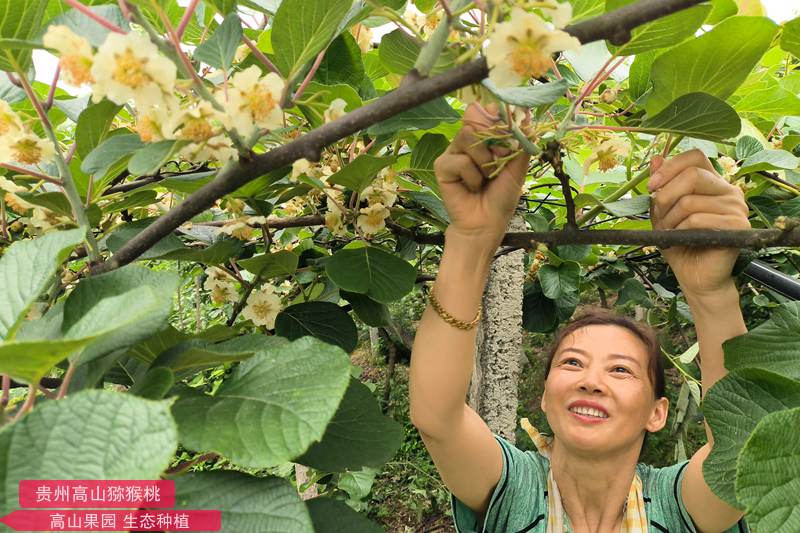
[{"left": 444, "top": 226, "right": 503, "bottom": 257}]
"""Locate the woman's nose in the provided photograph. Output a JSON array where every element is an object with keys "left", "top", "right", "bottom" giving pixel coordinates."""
[{"left": 576, "top": 370, "right": 606, "bottom": 393}]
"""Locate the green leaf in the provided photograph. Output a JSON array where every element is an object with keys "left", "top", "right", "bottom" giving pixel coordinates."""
[
  {"left": 271, "top": 0, "right": 352, "bottom": 79},
  {"left": 703, "top": 368, "right": 800, "bottom": 507},
  {"left": 315, "top": 32, "right": 365, "bottom": 88},
  {"left": 377, "top": 28, "right": 454, "bottom": 75},
  {"left": 571, "top": 0, "right": 604, "bottom": 22},
  {"left": 628, "top": 50, "right": 657, "bottom": 101},
  {"left": 63, "top": 265, "right": 179, "bottom": 366},
  {"left": 339, "top": 290, "right": 391, "bottom": 327},
  {"left": 641, "top": 92, "right": 741, "bottom": 141},
  {"left": 736, "top": 135, "right": 764, "bottom": 160},
  {"left": 158, "top": 238, "right": 245, "bottom": 265},
  {"left": 0, "top": 390, "right": 178, "bottom": 519},
  {"left": 402, "top": 190, "right": 450, "bottom": 224},
  {"left": 105, "top": 217, "right": 187, "bottom": 260},
  {"left": 307, "top": 497, "right": 383, "bottom": 533},
  {"left": 617, "top": 277, "right": 654, "bottom": 308},
  {"left": 646, "top": 16, "right": 778, "bottom": 115},
  {"left": 81, "top": 133, "right": 145, "bottom": 177},
  {"left": 172, "top": 471, "right": 314, "bottom": 533},
  {"left": 298, "top": 378, "right": 402, "bottom": 472},
  {"left": 0, "top": 0, "right": 48, "bottom": 71},
  {"left": 482, "top": 79, "right": 568, "bottom": 108},
  {"left": 193, "top": 12, "right": 242, "bottom": 71},
  {"left": 707, "top": 0, "right": 738, "bottom": 24},
  {"left": 604, "top": 195, "right": 652, "bottom": 217},
  {"left": 735, "top": 407, "right": 800, "bottom": 532},
  {"left": 295, "top": 81, "right": 363, "bottom": 129},
  {"left": 725, "top": 302, "right": 800, "bottom": 380},
  {"left": 0, "top": 337, "right": 96, "bottom": 384},
  {"left": 0, "top": 228, "right": 84, "bottom": 340},
  {"left": 151, "top": 335, "right": 283, "bottom": 377},
  {"left": 170, "top": 335, "right": 350, "bottom": 468},
  {"left": 733, "top": 82, "right": 800, "bottom": 122},
  {"left": 537, "top": 262, "right": 580, "bottom": 300},
  {"left": 408, "top": 133, "right": 448, "bottom": 193},
  {"left": 274, "top": 301, "right": 358, "bottom": 353},
  {"left": 781, "top": 17, "right": 800, "bottom": 58},
  {"left": 327, "top": 154, "right": 395, "bottom": 193},
  {"left": 128, "top": 140, "right": 188, "bottom": 176},
  {"left": 128, "top": 366, "right": 175, "bottom": 400},
  {"left": 75, "top": 99, "right": 122, "bottom": 159},
  {"left": 368, "top": 96, "right": 460, "bottom": 136},
  {"left": 737, "top": 149, "right": 799, "bottom": 176},
  {"left": 325, "top": 246, "right": 416, "bottom": 303},
  {"left": 606, "top": 0, "right": 711, "bottom": 56},
  {"left": 239, "top": 250, "right": 299, "bottom": 277},
  {"left": 522, "top": 281, "right": 558, "bottom": 333}
]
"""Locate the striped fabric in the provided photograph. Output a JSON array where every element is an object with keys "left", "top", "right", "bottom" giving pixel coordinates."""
[{"left": 520, "top": 418, "right": 650, "bottom": 533}]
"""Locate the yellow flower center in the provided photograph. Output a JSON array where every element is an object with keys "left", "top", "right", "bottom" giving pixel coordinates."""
[
  {"left": 251, "top": 300, "right": 274, "bottom": 319},
  {"left": 13, "top": 138, "right": 43, "bottom": 165},
  {"left": 180, "top": 117, "right": 215, "bottom": 142},
  {"left": 136, "top": 115, "right": 162, "bottom": 143},
  {"left": 61, "top": 55, "right": 94, "bottom": 85},
  {"left": 0, "top": 114, "right": 18, "bottom": 136},
  {"left": 509, "top": 40, "right": 551, "bottom": 79},
  {"left": 113, "top": 48, "right": 151, "bottom": 88},
  {"left": 245, "top": 87, "right": 277, "bottom": 122}
]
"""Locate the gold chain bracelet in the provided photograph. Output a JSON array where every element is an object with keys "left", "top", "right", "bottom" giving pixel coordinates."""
[{"left": 428, "top": 285, "right": 481, "bottom": 330}]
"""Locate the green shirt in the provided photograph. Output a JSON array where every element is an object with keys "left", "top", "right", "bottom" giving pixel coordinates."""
[{"left": 450, "top": 434, "right": 749, "bottom": 533}]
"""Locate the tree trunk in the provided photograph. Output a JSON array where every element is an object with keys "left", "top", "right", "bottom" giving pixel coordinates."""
[{"left": 467, "top": 213, "right": 527, "bottom": 444}]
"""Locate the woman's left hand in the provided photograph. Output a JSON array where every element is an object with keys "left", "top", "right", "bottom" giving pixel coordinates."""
[{"left": 648, "top": 149, "right": 751, "bottom": 298}]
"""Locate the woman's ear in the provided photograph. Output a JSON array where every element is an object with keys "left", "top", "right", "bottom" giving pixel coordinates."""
[
  {"left": 645, "top": 396, "right": 669, "bottom": 433},
  {"left": 540, "top": 387, "right": 548, "bottom": 413}
]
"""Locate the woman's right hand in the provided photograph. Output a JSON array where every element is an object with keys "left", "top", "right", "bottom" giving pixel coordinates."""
[{"left": 433, "top": 102, "right": 531, "bottom": 249}]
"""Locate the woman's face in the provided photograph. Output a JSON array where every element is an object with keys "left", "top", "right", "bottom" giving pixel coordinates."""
[{"left": 541, "top": 324, "right": 669, "bottom": 456}]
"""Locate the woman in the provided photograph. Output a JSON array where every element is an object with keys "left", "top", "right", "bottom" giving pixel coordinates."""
[{"left": 408, "top": 102, "right": 752, "bottom": 533}]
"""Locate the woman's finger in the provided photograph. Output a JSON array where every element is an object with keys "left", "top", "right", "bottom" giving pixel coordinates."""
[
  {"left": 648, "top": 149, "right": 714, "bottom": 191},
  {"left": 434, "top": 152, "right": 484, "bottom": 193},
  {"left": 657, "top": 194, "right": 743, "bottom": 230},
  {"left": 652, "top": 167, "right": 732, "bottom": 219},
  {"left": 452, "top": 124, "right": 496, "bottom": 178},
  {"left": 674, "top": 212, "right": 752, "bottom": 231}
]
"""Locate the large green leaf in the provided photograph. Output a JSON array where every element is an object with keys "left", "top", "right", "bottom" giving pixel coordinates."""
[
  {"left": 172, "top": 471, "right": 314, "bottom": 533},
  {"left": 0, "top": 0, "right": 48, "bottom": 71},
  {"left": 537, "top": 262, "right": 580, "bottom": 300},
  {"left": 646, "top": 16, "right": 778, "bottom": 114},
  {"left": 75, "top": 99, "right": 122, "bottom": 159},
  {"left": 0, "top": 228, "right": 84, "bottom": 340},
  {"left": 81, "top": 133, "right": 145, "bottom": 177},
  {"left": 725, "top": 302, "right": 800, "bottom": 380},
  {"left": 0, "top": 338, "right": 96, "bottom": 384},
  {"left": 482, "top": 79, "right": 568, "bottom": 108},
  {"left": 377, "top": 28, "right": 454, "bottom": 75},
  {"left": 327, "top": 154, "right": 395, "bottom": 194},
  {"left": 408, "top": 133, "right": 448, "bottom": 194},
  {"left": 0, "top": 390, "right": 178, "bottom": 519},
  {"left": 105, "top": 217, "right": 187, "bottom": 260},
  {"left": 128, "top": 140, "right": 188, "bottom": 176},
  {"left": 641, "top": 92, "right": 741, "bottom": 141},
  {"left": 339, "top": 290, "right": 391, "bottom": 327},
  {"left": 239, "top": 250, "right": 299, "bottom": 277},
  {"left": 736, "top": 149, "right": 799, "bottom": 176},
  {"left": 271, "top": 0, "right": 352, "bottom": 79},
  {"left": 781, "top": 17, "right": 800, "bottom": 58},
  {"left": 368, "top": 97, "right": 460, "bottom": 136},
  {"left": 193, "top": 11, "right": 242, "bottom": 71},
  {"left": 171, "top": 335, "right": 350, "bottom": 468},
  {"left": 315, "top": 32, "right": 365, "bottom": 88},
  {"left": 325, "top": 245, "right": 416, "bottom": 303},
  {"left": 703, "top": 369, "right": 800, "bottom": 507},
  {"left": 733, "top": 81, "right": 800, "bottom": 121},
  {"left": 297, "top": 378, "right": 402, "bottom": 472},
  {"left": 570, "top": 0, "right": 604, "bottom": 21},
  {"left": 307, "top": 497, "right": 383, "bottom": 533},
  {"left": 606, "top": 0, "right": 711, "bottom": 56},
  {"left": 735, "top": 407, "right": 800, "bottom": 532},
  {"left": 151, "top": 334, "right": 287, "bottom": 377},
  {"left": 157, "top": 238, "right": 245, "bottom": 265},
  {"left": 64, "top": 265, "right": 179, "bottom": 366},
  {"left": 274, "top": 301, "right": 358, "bottom": 353}
]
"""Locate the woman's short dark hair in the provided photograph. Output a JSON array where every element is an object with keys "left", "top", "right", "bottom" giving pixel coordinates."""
[{"left": 542, "top": 306, "right": 666, "bottom": 399}]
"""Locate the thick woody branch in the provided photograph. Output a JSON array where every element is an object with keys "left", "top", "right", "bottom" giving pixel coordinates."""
[{"left": 91, "top": 0, "right": 707, "bottom": 275}]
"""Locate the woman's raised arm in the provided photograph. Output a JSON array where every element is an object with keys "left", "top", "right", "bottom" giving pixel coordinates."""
[{"left": 648, "top": 149, "right": 750, "bottom": 532}]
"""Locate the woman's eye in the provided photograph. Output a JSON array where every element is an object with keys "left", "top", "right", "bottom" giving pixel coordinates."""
[
  {"left": 612, "top": 366, "right": 629, "bottom": 373},
  {"left": 564, "top": 359, "right": 580, "bottom": 366}
]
